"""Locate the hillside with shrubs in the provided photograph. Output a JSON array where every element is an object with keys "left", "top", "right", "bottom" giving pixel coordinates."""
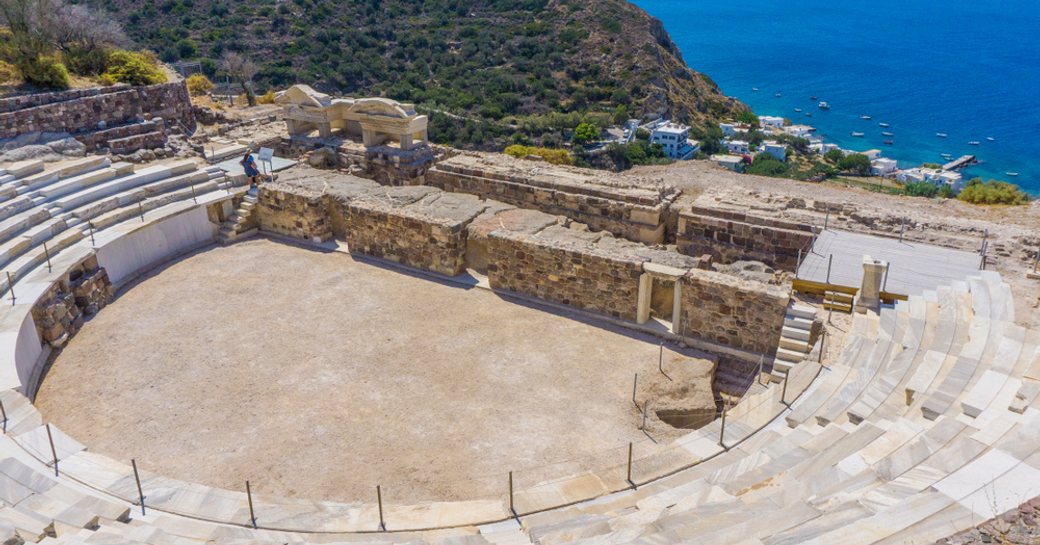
[{"left": 78, "top": 0, "right": 746, "bottom": 150}]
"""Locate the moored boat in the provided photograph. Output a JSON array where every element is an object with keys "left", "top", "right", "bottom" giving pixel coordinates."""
[
  {"left": 936, "top": 133, "right": 948, "bottom": 138},
  {"left": 1006, "top": 172, "right": 1019, "bottom": 177},
  {"left": 883, "top": 140, "right": 894, "bottom": 145},
  {"left": 879, "top": 122, "right": 890, "bottom": 128},
  {"left": 860, "top": 115, "right": 871, "bottom": 120},
  {"left": 852, "top": 131, "right": 865, "bottom": 137},
  {"left": 968, "top": 141, "right": 980, "bottom": 146},
  {"left": 882, "top": 131, "right": 894, "bottom": 137},
  {"left": 818, "top": 101, "right": 830, "bottom": 110}
]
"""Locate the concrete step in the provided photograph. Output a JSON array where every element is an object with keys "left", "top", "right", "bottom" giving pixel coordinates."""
[
  {"left": 782, "top": 325, "right": 811, "bottom": 342},
  {"left": 784, "top": 316, "right": 814, "bottom": 330},
  {"left": 789, "top": 303, "right": 816, "bottom": 320},
  {"left": 780, "top": 337, "right": 811, "bottom": 353},
  {"left": 776, "top": 347, "right": 805, "bottom": 363}
]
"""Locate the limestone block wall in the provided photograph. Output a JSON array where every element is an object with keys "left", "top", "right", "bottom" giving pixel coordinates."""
[
  {"left": 677, "top": 269, "right": 790, "bottom": 356},
  {"left": 256, "top": 186, "right": 332, "bottom": 243},
  {"left": 30, "top": 257, "right": 113, "bottom": 349},
  {"left": 675, "top": 206, "right": 816, "bottom": 271},
  {"left": 329, "top": 198, "right": 469, "bottom": 276},
  {"left": 485, "top": 228, "right": 646, "bottom": 321},
  {"left": 427, "top": 153, "right": 676, "bottom": 244},
  {"left": 0, "top": 82, "right": 195, "bottom": 147}
]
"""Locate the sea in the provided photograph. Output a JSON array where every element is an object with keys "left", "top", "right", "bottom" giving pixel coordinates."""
[{"left": 631, "top": 0, "right": 1040, "bottom": 193}]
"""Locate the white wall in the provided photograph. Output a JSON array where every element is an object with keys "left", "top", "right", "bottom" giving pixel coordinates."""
[{"left": 96, "top": 206, "right": 217, "bottom": 287}]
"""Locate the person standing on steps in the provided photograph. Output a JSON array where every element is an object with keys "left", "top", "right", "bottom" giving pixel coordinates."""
[{"left": 241, "top": 149, "right": 261, "bottom": 190}]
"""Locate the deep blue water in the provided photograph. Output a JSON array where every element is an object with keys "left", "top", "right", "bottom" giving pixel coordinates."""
[{"left": 631, "top": 0, "right": 1040, "bottom": 192}]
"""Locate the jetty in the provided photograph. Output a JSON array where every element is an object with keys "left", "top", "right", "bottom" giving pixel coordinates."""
[{"left": 943, "top": 154, "right": 977, "bottom": 171}]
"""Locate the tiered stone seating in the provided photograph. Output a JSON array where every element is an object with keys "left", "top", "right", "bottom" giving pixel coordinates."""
[{"left": 0, "top": 154, "right": 1037, "bottom": 544}]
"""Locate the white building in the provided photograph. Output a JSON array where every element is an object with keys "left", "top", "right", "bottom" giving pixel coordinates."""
[
  {"left": 783, "top": 125, "right": 815, "bottom": 138},
  {"left": 761, "top": 141, "right": 787, "bottom": 162},
  {"left": 938, "top": 171, "right": 964, "bottom": 190},
  {"left": 811, "top": 142, "right": 840, "bottom": 155},
  {"left": 759, "top": 116, "right": 785, "bottom": 129},
  {"left": 723, "top": 139, "right": 750, "bottom": 155},
  {"left": 896, "top": 168, "right": 963, "bottom": 190},
  {"left": 871, "top": 158, "right": 898, "bottom": 176},
  {"left": 712, "top": 154, "right": 745, "bottom": 172},
  {"left": 650, "top": 122, "right": 700, "bottom": 160},
  {"left": 719, "top": 122, "right": 752, "bottom": 137}
]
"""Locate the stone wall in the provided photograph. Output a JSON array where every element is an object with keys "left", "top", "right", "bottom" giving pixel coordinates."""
[
  {"left": 678, "top": 269, "right": 790, "bottom": 356},
  {"left": 427, "top": 153, "right": 677, "bottom": 244},
  {"left": 256, "top": 184, "right": 332, "bottom": 243},
  {"left": 675, "top": 205, "right": 816, "bottom": 271},
  {"left": 0, "top": 82, "right": 194, "bottom": 151},
  {"left": 30, "top": 257, "right": 113, "bottom": 348}
]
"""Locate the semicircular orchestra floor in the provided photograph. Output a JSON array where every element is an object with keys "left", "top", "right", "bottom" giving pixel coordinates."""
[{"left": 34, "top": 238, "right": 712, "bottom": 503}]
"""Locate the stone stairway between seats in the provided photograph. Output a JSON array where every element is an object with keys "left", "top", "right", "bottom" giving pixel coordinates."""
[
  {"left": 217, "top": 193, "right": 258, "bottom": 245},
  {"left": 772, "top": 302, "right": 815, "bottom": 382}
]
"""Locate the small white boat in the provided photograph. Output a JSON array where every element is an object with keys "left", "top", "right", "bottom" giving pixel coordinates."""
[
  {"left": 941, "top": 153, "right": 953, "bottom": 159},
  {"left": 936, "top": 133, "right": 948, "bottom": 138},
  {"left": 882, "top": 131, "right": 894, "bottom": 137},
  {"left": 986, "top": 137, "right": 995, "bottom": 141},
  {"left": 752, "top": 87, "right": 759, "bottom": 92},
  {"left": 860, "top": 115, "right": 872, "bottom": 120},
  {"left": 795, "top": 108, "right": 802, "bottom": 112},
  {"left": 804, "top": 112, "right": 813, "bottom": 117},
  {"left": 818, "top": 101, "right": 830, "bottom": 110},
  {"left": 775, "top": 92, "right": 782, "bottom": 97},
  {"left": 968, "top": 141, "right": 980, "bottom": 146},
  {"left": 851, "top": 132, "right": 865, "bottom": 137},
  {"left": 1006, "top": 172, "right": 1019, "bottom": 177},
  {"left": 879, "top": 122, "right": 890, "bottom": 128}
]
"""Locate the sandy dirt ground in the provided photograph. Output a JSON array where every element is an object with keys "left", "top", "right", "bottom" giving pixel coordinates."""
[
  {"left": 635, "top": 161, "right": 1040, "bottom": 327},
  {"left": 34, "top": 239, "right": 714, "bottom": 503}
]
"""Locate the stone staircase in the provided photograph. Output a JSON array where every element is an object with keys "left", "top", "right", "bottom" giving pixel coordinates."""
[
  {"left": 217, "top": 193, "right": 258, "bottom": 245},
  {"left": 823, "top": 288, "right": 854, "bottom": 313},
  {"left": 771, "top": 302, "right": 815, "bottom": 382}
]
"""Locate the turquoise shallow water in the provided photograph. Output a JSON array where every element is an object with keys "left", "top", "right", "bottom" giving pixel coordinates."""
[{"left": 631, "top": 0, "right": 1040, "bottom": 192}]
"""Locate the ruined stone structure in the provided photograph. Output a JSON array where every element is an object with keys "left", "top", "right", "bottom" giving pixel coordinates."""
[
  {"left": 255, "top": 167, "right": 788, "bottom": 357},
  {"left": 427, "top": 153, "right": 678, "bottom": 245},
  {"left": 675, "top": 202, "right": 817, "bottom": 271},
  {"left": 0, "top": 82, "right": 194, "bottom": 154},
  {"left": 29, "top": 256, "right": 113, "bottom": 348}
]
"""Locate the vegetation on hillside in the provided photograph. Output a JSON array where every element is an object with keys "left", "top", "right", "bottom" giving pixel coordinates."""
[
  {"left": 83, "top": 0, "right": 746, "bottom": 149},
  {"left": 957, "top": 178, "right": 1030, "bottom": 205},
  {"left": 0, "top": 0, "right": 164, "bottom": 88}
]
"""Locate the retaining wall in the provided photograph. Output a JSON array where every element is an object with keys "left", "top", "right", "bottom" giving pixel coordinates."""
[
  {"left": 675, "top": 206, "right": 815, "bottom": 271},
  {"left": 0, "top": 82, "right": 194, "bottom": 148},
  {"left": 678, "top": 269, "right": 790, "bottom": 355}
]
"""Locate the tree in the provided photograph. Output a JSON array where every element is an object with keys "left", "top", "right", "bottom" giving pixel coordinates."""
[
  {"left": 736, "top": 110, "right": 758, "bottom": 126},
  {"left": 956, "top": 178, "right": 1029, "bottom": 205},
  {"left": 824, "top": 149, "right": 845, "bottom": 163},
  {"left": 49, "top": 2, "right": 127, "bottom": 74},
  {"left": 220, "top": 51, "right": 259, "bottom": 106},
  {"left": 746, "top": 154, "right": 788, "bottom": 177},
  {"left": 837, "top": 153, "right": 871, "bottom": 175},
  {"left": 0, "top": 0, "right": 60, "bottom": 85},
  {"left": 572, "top": 122, "right": 598, "bottom": 145},
  {"left": 902, "top": 180, "right": 939, "bottom": 198}
]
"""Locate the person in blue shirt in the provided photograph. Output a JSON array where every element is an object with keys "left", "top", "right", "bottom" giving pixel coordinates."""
[{"left": 241, "top": 150, "right": 261, "bottom": 188}]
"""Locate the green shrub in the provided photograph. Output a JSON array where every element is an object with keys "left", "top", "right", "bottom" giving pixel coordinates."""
[
  {"left": 902, "top": 181, "right": 939, "bottom": 198},
  {"left": 824, "top": 149, "right": 845, "bottom": 163},
  {"left": 572, "top": 122, "right": 598, "bottom": 145},
  {"left": 746, "top": 154, "right": 789, "bottom": 177},
  {"left": 101, "top": 50, "right": 167, "bottom": 86},
  {"left": 0, "top": 60, "right": 18, "bottom": 82},
  {"left": 956, "top": 178, "right": 1029, "bottom": 205},
  {"left": 257, "top": 89, "right": 277, "bottom": 104},
  {"left": 21, "top": 56, "right": 70, "bottom": 89},
  {"left": 185, "top": 73, "right": 214, "bottom": 96},
  {"left": 837, "top": 153, "right": 872, "bottom": 175},
  {"left": 504, "top": 145, "right": 572, "bottom": 165}
]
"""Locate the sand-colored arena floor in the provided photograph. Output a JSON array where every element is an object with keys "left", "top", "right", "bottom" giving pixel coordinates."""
[{"left": 34, "top": 238, "right": 714, "bottom": 503}]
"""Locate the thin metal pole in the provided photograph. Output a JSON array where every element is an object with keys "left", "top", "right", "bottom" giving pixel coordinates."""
[
  {"left": 191, "top": 183, "right": 198, "bottom": 204},
  {"left": 246, "top": 480, "right": 257, "bottom": 528},
  {"left": 757, "top": 355, "right": 765, "bottom": 385},
  {"left": 0, "top": 399, "right": 7, "bottom": 433},
  {"left": 658, "top": 343, "right": 664, "bottom": 375},
  {"left": 796, "top": 248, "right": 801, "bottom": 279},
  {"left": 781, "top": 372, "right": 789, "bottom": 406},
  {"left": 377, "top": 485, "right": 385, "bottom": 531},
  {"left": 818, "top": 329, "right": 826, "bottom": 363},
  {"left": 718, "top": 406, "right": 727, "bottom": 448},
  {"left": 45, "top": 423, "right": 58, "bottom": 476},
  {"left": 508, "top": 471, "right": 516, "bottom": 517},
  {"left": 138, "top": 202, "right": 145, "bottom": 222},
  {"left": 132, "top": 459, "right": 145, "bottom": 515},
  {"left": 626, "top": 442, "right": 634, "bottom": 488},
  {"left": 43, "top": 242, "right": 51, "bottom": 272},
  {"left": 632, "top": 373, "right": 638, "bottom": 408},
  {"left": 981, "top": 229, "right": 988, "bottom": 253},
  {"left": 826, "top": 254, "right": 833, "bottom": 284},
  {"left": 824, "top": 207, "right": 829, "bottom": 230},
  {"left": 5, "top": 271, "right": 13, "bottom": 303},
  {"left": 88, "top": 221, "right": 95, "bottom": 246},
  {"left": 899, "top": 217, "right": 905, "bottom": 243},
  {"left": 640, "top": 402, "right": 648, "bottom": 430}
]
